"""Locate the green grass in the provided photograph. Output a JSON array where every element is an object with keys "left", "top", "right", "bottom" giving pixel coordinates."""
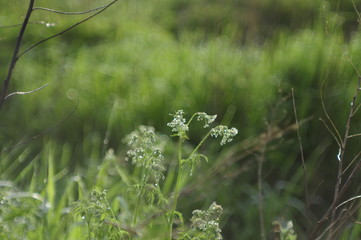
[{"left": 2, "top": 0, "right": 361, "bottom": 239}]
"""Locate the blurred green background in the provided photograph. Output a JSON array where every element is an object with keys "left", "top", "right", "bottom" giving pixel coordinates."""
[{"left": 2, "top": 0, "right": 361, "bottom": 238}]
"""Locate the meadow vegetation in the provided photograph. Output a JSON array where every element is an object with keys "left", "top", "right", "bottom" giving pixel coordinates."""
[{"left": 1, "top": 0, "right": 361, "bottom": 239}]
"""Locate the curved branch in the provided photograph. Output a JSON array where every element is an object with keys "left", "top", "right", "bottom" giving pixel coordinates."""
[
  {"left": 18, "top": 0, "right": 118, "bottom": 59},
  {"left": 320, "top": 77, "right": 342, "bottom": 145},
  {"left": 33, "top": 5, "right": 107, "bottom": 15},
  {"left": 4, "top": 83, "right": 48, "bottom": 100},
  {"left": 0, "top": 0, "right": 35, "bottom": 110}
]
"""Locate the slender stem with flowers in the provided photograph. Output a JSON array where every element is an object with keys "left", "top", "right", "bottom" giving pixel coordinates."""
[
  {"left": 169, "top": 138, "right": 184, "bottom": 239},
  {"left": 124, "top": 126, "right": 166, "bottom": 227},
  {"left": 166, "top": 110, "right": 238, "bottom": 239}
]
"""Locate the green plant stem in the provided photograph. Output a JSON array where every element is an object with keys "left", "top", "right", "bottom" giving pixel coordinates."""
[
  {"left": 104, "top": 197, "right": 124, "bottom": 236},
  {"left": 167, "top": 131, "right": 210, "bottom": 239},
  {"left": 133, "top": 189, "right": 142, "bottom": 226},
  {"left": 133, "top": 153, "right": 151, "bottom": 225},
  {"left": 86, "top": 218, "right": 91, "bottom": 240},
  {"left": 133, "top": 155, "right": 153, "bottom": 226},
  {"left": 189, "top": 131, "right": 211, "bottom": 157},
  {"left": 169, "top": 138, "right": 183, "bottom": 240},
  {"left": 186, "top": 113, "right": 199, "bottom": 125},
  {"left": 133, "top": 167, "right": 147, "bottom": 226}
]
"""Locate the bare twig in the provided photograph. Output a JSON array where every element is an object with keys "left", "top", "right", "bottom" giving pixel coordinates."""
[
  {"left": 311, "top": 156, "right": 361, "bottom": 238},
  {"left": 352, "top": 0, "right": 361, "bottom": 23},
  {"left": 317, "top": 202, "right": 359, "bottom": 240},
  {"left": 337, "top": 158, "right": 361, "bottom": 203},
  {"left": 18, "top": 0, "right": 118, "bottom": 59},
  {"left": 315, "top": 220, "right": 339, "bottom": 240},
  {"left": 336, "top": 195, "right": 361, "bottom": 210},
  {"left": 352, "top": 102, "right": 361, "bottom": 116},
  {"left": 319, "top": 118, "right": 341, "bottom": 149},
  {"left": 346, "top": 56, "right": 361, "bottom": 118},
  {"left": 33, "top": 5, "right": 108, "bottom": 15},
  {"left": 320, "top": 78, "right": 342, "bottom": 146},
  {"left": 291, "top": 88, "right": 310, "bottom": 233},
  {"left": 330, "top": 78, "right": 361, "bottom": 234},
  {"left": 0, "top": 0, "right": 118, "bottom": 110},
  {"left": 311, "top": 77, "right": 361, "bottom": 239},
  {"left": 342, "top": 150, "right": 361, "bottom": 175},
  {"left": 0, "top": 0, "right": 34, "bottom": 109},
  {"left": 347, "top": 132, "right": 361, "bottom": 138},
  {"left": 332, "top": 201, "right": 360, "bottom": 239},
  {"left": 4, "top": 83, "right": 48, "bottom": 100}
]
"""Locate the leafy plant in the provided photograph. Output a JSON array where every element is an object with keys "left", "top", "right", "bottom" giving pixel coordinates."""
[
  {"left": 74, "top": 187, "right": 130, "bottom": 240},
  {"left": 166, "top": 110, "right": 237, "bottom": 239},
  {"left": 71, "top": 110, "right": 238, "bottom": 239},
  {"left": 124, "top": 126, "right": 167, "bottom": 225},
  {"left": 178, "top": 202, "right": 223, "bottom": 240}
]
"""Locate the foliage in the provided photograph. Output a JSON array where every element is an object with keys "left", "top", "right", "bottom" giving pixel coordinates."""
[
  {"left": 2, "top": 0, "right": 361, "bottom": 239},
  {"left": 73, "top": 187, "right": 129, "bottom": 240},
  {"left": 269, "top": 220, "right": 297, "bottom": 240},
  {"left": 178, "top": 202, "right": 223, "bottom": 240},
  {"left": 71, "top": 110, "right": 236, "bottom": 239},
  {"left": 0, "top": 183, "right": 45, "bottom": 239}
]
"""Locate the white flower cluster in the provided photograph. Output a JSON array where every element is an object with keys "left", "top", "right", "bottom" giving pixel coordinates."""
[
  {"left": 124, "top": 126, "right": 165, "bottom": 183},
  {"left": 89, "top": 188, "right": 107, "bottom": 209},
  {"left": 210, "top": 125, "right": 238, "bottom": 145},
  {"left": 196, "top": 112, "right": 217, "bottom": 128},
  {"left": 190, "top": 202, "right": 223, "bottom": 240},
  {"left": 167, "top": 110, "right": 189, "bottom": 135}
]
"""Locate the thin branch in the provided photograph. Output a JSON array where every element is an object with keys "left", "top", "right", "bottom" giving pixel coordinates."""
[
  {"left": 18, "top": 0, "right": 118, "bottom": 59},
  {"left": 320, "top": 78, "right": 343, "bottom": 145},
  {"left": 0, "top": 0, "right": 118, "bottom": 110},
  {"left": 4, "top": 83, "right": 48, "bottom": 100},
  {"left": 338, "top": 157, "right": 361, "bottom": 204},
  {"left": 0, "top": 0, "right": 35, "bottom": 109},
  {"left": 342, "top": 150, "right": 361, "bottom": 175},
  {"left": 347, "top": 132, "right": 361, "bottom": 138},
  {"left": 315, "top": 220, "right": 339, "bottom": 240},
  {"left": 311, "top": 78, "right": 361, "bottom": 239},
  {"left": 347, "top": 59, "right": 361, "bottom": 117},
  {"left": 33, "top": 5, "right": 108, "bottom": 15},
  {"left": 336, "top": 195, "right": 361, "bottom": 210},
  {"left": 352, "top": 102, "right": 361, "bottom": 116},
  {"left": 330, "top": 77, "right": 361, "bottom": 238},
  {"left": 312, "top": 156, "right": 361, "bottom": 238},
  {"left": 328, "top": 203, "right": 360, "bottom": 239},
  {"left": 319, "top": 117, "right": 341, "bottom": 149},
  {"left": 292, "top": 88, "right": 310, "bottom": 233},
  {"left": 352, "top": 0, "right": 361, "bottom": 23}
]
